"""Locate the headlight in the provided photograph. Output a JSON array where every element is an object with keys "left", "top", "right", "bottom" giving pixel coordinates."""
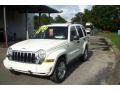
[
  {"left": 7, "top": 48, "right": 12, "bottom": 60},
  {"left": 35, "top": 49, "right": 46, "bottom": 64}
]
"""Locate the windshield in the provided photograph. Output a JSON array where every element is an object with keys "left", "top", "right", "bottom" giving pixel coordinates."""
[{"left": 31, "top": 26, "right": 68, "bottom": 40}]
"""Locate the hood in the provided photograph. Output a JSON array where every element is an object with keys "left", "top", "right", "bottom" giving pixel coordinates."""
[{"left": 11, "top": 39, "right": 67, "bottom": 52}]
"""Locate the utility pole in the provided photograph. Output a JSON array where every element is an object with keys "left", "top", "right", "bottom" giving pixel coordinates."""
[
  {"left": 3, "top": 6, "right": 8, "bottom": 48},
  {"left": 79, "top": 12, "right": 82, "bottom": 24},
  {"left": 25, "top": 13, "right": 29, "bottom": 39}
]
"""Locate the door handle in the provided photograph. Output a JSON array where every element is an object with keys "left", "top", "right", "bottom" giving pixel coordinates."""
[{"left": 84, "top": 38, "right": 86, "bottom": 40}]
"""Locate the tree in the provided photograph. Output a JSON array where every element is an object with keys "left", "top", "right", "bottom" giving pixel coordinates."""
[
  {"left": 71, "top": 12, "right": 83, "bottom": 24},
  {"left": 54, "top": 15, "right": 67, "bottom": 23},
  {"left": 34, "top": 14, "right": 67, "bottom": 29},
  {"left": 82, "top": 9, "right": 93, "bottom": 23},
  {"left": 33, "top": 14, "right": 55, "bottom": 29},
  {"left": 41, "top": 14, "right": 55, "bottom": 25},
  {"left": 71, "top": 5, "right": 120, "bottom": 32},
  {"left": 91, "top": 5, "right": 119, "bottom": 31},
  {"left": 34, "top": 15, "right": 39, "bottom": 29}
]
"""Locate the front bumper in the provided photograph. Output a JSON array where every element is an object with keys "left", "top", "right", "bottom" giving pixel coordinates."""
[{"left": 3, "top": 58, "right": 54, "bottom": 76}]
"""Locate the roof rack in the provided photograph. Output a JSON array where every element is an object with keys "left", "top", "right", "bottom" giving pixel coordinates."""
[{"left": 73, "top": 22, "right": 81, "bottom": 24}]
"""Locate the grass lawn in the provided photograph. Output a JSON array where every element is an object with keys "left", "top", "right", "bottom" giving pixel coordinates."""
[{"left": 98, "top": 32, "right": 120, "bottom": 50}]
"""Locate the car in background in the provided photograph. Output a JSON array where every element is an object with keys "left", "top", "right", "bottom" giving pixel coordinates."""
[{"left": 85, "top": 28, "right": 91, "bottom": 34}]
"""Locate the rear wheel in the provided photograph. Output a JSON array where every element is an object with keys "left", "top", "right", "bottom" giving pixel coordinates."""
[
  {"left": 50, "top": 58, "right": 67, "bottom": 83},
  {"left": 81, "top": 47, "right": 88, "bottom": 61}
]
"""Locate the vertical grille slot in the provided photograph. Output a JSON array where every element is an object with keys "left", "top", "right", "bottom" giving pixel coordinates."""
[
  {"left": 28, "top": 53, "right": 32, "bottom": 63},
  {"left": 12, "top": 52, "right": 15, "bottom": 60},
  {"left": 32, "top": 54, "right": 35, "bottom": 63},
  {"left": 17, "top": 52, "right": 20, "bottom": 61},
  {"left": 24, "top": 53, "right": 27, "bottom": 62},
  {"left": 21, "top": 53, "right": 24, "bottom": 62},
  {"left": 11, "top": 51, "right": 35, "bottom": 64},
  {"left": 14, "top": 52, "right": 17, "bottom": 60}
]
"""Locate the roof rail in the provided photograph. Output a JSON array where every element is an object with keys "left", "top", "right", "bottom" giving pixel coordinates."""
[{"left": 50, "top": 22, "right": 71, "bottom": 25}]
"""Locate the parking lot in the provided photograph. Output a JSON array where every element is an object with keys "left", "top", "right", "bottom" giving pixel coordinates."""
[{"left": 0, "top": 36, "right": 116, "bottom": 85}]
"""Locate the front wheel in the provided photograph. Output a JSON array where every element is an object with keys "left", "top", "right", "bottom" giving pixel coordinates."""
[{"left": 50, "top": 58, "right": 67, "bottom": 83}]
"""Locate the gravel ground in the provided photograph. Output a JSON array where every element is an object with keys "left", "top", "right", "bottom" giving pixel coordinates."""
[{"left": 0, "top": 36, "right": 116, "bottom": 85}]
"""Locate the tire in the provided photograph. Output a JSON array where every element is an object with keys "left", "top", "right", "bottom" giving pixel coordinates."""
[
  {"left": 50, "top": 58, "right": 67, "bottom": 83},
  {"left": 81, "top": 47, "right": 88, "bottom": 61},
  {"left": 9, "top": 70, "right": 21, "bottom": 75}
]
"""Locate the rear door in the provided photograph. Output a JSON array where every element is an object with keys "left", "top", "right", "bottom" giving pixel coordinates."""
[
  {"left": 75, "top": 25, "right": 85, "bottom": 54},
  {"left": 81, "top": 25, "right": 89, "bottom": 42}
]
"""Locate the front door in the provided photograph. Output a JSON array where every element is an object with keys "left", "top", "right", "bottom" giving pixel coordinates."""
[{"left": 67, "top": 25, "right": 80, "bottom": 62}]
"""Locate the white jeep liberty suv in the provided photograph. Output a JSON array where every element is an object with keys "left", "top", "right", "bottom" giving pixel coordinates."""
[{"left": 3, "top": 23, "right": 89, "bottom": 83}]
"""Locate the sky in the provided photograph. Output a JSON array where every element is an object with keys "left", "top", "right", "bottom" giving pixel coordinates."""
[{"left": 49, "top": 5, "right": 92, "bottom": 22}]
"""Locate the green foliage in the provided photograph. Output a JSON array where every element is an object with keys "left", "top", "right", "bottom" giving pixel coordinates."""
[
  {"left": 71, "top": 12, "right": 83, "bottom": 24},
  {"left": 91, "top": 5, "right": 118, "bottom": 31},
  {"left": 98, "top": 32, "right": 120, "bottom": 49},
  {"left": 34, "top": 14, "right": 55, "bottom": 29},
  {"left": 54, "top": 15, "right": 67, "bottom": 23},
  {"left": 82, "top": 9, "right": 93, "bottom": 24},
  {"left": 34, "top": 15, "right": 39, "bottom": 29},
  {"left": 34, "top": 14, "right": 66, "bottom": 29},
  {"left": 71, "top": 5, "right": 120, "bottom": 32},
  {"left": 41, "top": 14, "right": 54, "bottom": 25}
]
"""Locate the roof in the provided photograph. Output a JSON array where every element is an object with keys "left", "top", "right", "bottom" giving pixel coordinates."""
[
  {"left": 47, "top": 23, "right": 71, "bottom": 27},
  {"left": 46, "top": 23, "right": 83, "bottom": 27},
  {"left": 0, "top": 5, "right": 60, "bottom": 13}
]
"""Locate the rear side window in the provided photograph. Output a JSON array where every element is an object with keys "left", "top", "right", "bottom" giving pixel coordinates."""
[
  {"left": 81, "top": 26, "right": 87, "bottom": 36},
  {"left": 76, "top": 26, "right": 83, "bottom": 38}
]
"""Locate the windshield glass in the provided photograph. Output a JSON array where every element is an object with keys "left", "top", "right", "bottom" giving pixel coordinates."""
[{"left": 31, "top": 26, "right": 68, "bottom": 40}]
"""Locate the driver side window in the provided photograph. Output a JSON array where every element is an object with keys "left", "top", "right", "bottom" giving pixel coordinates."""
[
  {"left": 70, "top": 26, "right": 78, "bottom": 41},
  {"left": 70, "top": 26, "right": 77, "bottom": 37}
]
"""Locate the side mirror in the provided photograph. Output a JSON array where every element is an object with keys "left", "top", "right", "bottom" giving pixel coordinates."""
[
  {"left": 74, "top": 35, "right": 79, "bottom": 40},
  {"left": 70, "top": 35, "right": 79, "bottom": 41}
]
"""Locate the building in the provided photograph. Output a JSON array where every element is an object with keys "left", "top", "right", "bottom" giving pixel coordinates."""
[
  {"left": 0, "top": 5, "right": 60, "bottom": 47},
  {"left": 0, "top": 9, "right": 34, "bottom": 42}
]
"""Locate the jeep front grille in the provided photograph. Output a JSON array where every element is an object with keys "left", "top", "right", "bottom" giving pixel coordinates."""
[{"left": 11, "top": 51, "right": 35, "bottom": 64}]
